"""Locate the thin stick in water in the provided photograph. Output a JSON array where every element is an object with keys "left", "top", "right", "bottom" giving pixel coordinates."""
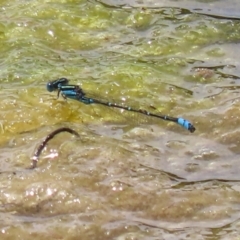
[{"left": 30, "top": 127, "right": 80, "bottom": 169}]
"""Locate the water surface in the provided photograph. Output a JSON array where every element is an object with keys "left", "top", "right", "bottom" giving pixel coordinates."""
[{"left": 0, "top": 0, "right": 240, "bottom": 239}]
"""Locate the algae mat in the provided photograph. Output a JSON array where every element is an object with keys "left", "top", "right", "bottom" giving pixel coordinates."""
[{"left": 0, "top": 0, "right": 240, "bottom": 239}]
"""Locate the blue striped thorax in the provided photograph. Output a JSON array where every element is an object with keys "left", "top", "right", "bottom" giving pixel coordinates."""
[{"left": 60, "top": 85, "right": 86, "bottom": 100}]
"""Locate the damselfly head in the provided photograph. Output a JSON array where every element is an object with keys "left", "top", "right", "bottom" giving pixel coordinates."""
[{"left": 46, "top": 78, "right": 69, "bottom": 92}]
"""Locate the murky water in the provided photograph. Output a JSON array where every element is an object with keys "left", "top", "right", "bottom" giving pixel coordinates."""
[{"left": 1, "top": 0, "right": 240, "bottom": 239}]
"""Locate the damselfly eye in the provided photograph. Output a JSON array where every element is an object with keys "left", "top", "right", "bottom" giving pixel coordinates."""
[{"left": 46, "top": 82, "right": 54, "bottom": 92}]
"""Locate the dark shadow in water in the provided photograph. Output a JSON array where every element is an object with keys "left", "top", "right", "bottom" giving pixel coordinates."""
[
  {"left": 94, "top": 0, "right": 240, "bottom": 20},
  {"left": 172, "top": 178, "right": 240, "bottom": 189}
]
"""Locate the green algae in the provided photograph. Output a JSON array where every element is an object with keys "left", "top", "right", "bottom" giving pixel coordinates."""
[{"left": 1, "top": 0, "right": 240, "bottom": 239}]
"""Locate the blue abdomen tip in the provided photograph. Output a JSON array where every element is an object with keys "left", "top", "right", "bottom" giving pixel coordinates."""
[{"left": 177, "top": 118, "right": 195, "bottom": 133}]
